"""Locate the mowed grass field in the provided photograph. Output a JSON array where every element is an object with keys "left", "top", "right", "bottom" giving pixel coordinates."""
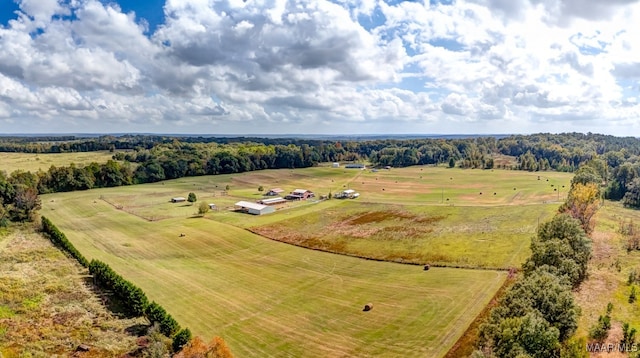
[
  {"left": 0, "top": 151, "right": 120, "bottom": 174},
  {"left": 41, "top": 193, "right": 505, "bottom": 357},
  {"left": 39, "top": 165, "right": 571, "bottom": 356}
]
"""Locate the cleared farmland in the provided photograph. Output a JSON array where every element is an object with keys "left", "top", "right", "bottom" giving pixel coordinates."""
[
  {"left": 40, "top": 166, "right": 571, "bottom": 356},
  {"left": 41, "top": 192, "right": 505, "bottom": 357},
  {"left": 0, "top": 151, "right": 121, "bottom": 174}
]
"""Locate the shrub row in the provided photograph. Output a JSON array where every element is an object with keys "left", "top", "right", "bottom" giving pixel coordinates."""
[
  {"left": 146, "top": 301, "right": 180, "bottom": 337},
  {"left": 88, "top": 259, "right": 149, "bottom": 317},
  {"left": 41, "top": 216, "right": 89, "bottom": 267},
  {"left": 41, "top": 217, "right": 192, "bottom": 352},
  {"left": 477, "top": 215, "right": 592, "bottom": 357}
]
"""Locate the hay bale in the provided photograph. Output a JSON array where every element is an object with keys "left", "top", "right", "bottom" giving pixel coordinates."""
[
  {"left": 76, "top": 344, "right": 91, "bottom": 352},
  {"left": 363, "top": 303, "right": 373, "bottom": 312},
  {"left": 423, "top": 264, "right": 430, "bottom": 271}
]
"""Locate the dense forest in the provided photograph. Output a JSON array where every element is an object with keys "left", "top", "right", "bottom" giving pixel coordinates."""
[{"left": 4, "top": 132, "right": 640, "bottom": 224}]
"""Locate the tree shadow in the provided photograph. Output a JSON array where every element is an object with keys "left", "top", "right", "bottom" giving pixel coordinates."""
[{"left": 82, "top": 276, "right": 141, "bottom": 320}]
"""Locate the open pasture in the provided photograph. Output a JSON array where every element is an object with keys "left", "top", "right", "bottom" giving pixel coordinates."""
[
  {"left": 58, "top": 166, "right": 572, "bottom": 269},
  {"left": 350, "top": 166, "right": 571, "bottom": 205},
  {"left": 0, "top": 151, "right": 120, "bottom": 174},
  {"left": 40, "top": 191, "right": 506, "bottom": 357},
  {"left": 39, "top": 165, "right": 572, "bottom": 356},
  {"left": 252, "top": 201, "right": 559, "bottom": 269}
]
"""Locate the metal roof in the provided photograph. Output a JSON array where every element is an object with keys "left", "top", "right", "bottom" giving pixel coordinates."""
[
  {"left": 235, "top": 201, "right": 269, "bottom": 211},
  {"left": 259, "top": 197, "right": 286, "bottom": 204}
]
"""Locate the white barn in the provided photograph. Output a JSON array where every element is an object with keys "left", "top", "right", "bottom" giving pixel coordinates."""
[{"left": 235, "top": 201, "right": 275, "bottom": 215}]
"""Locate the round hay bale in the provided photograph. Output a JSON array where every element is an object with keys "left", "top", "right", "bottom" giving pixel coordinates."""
[
  {"left": 363, "top": 303, "right": 373, "bottom": 312},
  {"left": 423, "top": 264, "right": 430, "bottom": 271}
]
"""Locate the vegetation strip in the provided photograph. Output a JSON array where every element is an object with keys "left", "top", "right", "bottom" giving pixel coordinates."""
[
  {"left": 40, "top": 216, "right": 193, "bottom": 353},
  {"left": 473, "top": 161, "right": 601, "bottom": 357}
]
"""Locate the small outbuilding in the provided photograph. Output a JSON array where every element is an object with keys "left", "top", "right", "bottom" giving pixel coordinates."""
[
  {"left": 332, "top": 162, "right": 340, "bottom": 168},
  {"left": 235, "top": 201, "right": 275, "bottom": 215},
  {"left": 285, "top": 189, "right": 315, "bottom": 200},
  {"left": 258, "top": 197, "right": 287, "bottom": 205},
  {"left": 345, "top": 163, "right": 366, "bottom": 169},
  {"left": 208, "top": 203, "right": 216, "bottom": 209},
  {"left": 266, "top": 188, "right": 284, "bottom": 196},
  {"left": 336, "top": 189, "right": 359, "bottom": 199},
  {"left": 171, "top": 197, "right": 186, "bottom": 203}
]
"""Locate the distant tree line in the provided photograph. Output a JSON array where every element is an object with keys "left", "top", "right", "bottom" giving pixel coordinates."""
[{"left": 6, "top": 133, "right": 640, "bottom": 208}]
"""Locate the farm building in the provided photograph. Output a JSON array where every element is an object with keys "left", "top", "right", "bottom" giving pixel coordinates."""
[
  {"left": 285, "top": 189, "right": 315, "bottom": 200},
  {"left": 234, "top": 201, "right": 275, "bottom": 215},
  {"left": 332, "top": 162, "right": 340, "bottom": 168},
  {"left": 258, "top": 197, "right": 287, "bottom": 205},
  {"left": 345, "top": 163, "right": 366, "bottom": 169},
  {"left": 266, "top": 188, "right": 284, "bottom": 196},
  {"left": 171, "top": 197, "right": 186, "bottom": 203},
  {"left": 208, "top": 203, "right": 216, "bottom": 209},
  {"left": 335, "top": 189, "right": 360, "bottom": 199}
]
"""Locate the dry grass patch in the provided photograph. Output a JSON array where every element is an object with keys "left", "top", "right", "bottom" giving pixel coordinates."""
[{"left": 0, "top": 225, "right": 142, "bottom": 357}]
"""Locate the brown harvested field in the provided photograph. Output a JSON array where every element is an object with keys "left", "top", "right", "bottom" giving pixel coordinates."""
[{"left": 0, "top": 225, "right": 143, "bottom": 357}]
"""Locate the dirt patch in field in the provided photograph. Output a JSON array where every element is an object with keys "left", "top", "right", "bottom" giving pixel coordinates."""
[{"left": 252, "top": 207, "right": 446, "bottom": 261}]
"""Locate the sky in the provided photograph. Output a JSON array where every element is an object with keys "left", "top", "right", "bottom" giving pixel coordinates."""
[{"left": 0, "top": 0, "right": 639, "bottom": 135}]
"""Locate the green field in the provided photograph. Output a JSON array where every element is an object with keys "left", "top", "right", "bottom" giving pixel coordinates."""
[
  {"left": 0, "top": 151, "right": 122, "bottom": 174},
  {"left": 573, "top": 202, "right": 640, "bottom": 342},
  {"left": 40, "top": 166, "right": 572, "bottom": 356}
]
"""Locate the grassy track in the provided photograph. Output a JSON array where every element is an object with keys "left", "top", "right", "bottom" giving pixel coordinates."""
[
  {"left": 42, "top": 189, "right": 506, "bottom": 357},
  {"left": 0, "top": 151, "right": 121, "bottom": 174},
  {"left": 574, "top": 202, "right": 640, "bottom": 344}
]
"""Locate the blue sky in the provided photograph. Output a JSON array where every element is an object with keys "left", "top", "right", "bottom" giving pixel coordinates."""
[{"left": 0, "top": 0, "right": 639, "bottom": 135}]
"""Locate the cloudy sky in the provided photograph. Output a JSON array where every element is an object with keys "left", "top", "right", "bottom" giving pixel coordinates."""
[{"left": 0, "top": 0, "right": 639, "bottom": 135}]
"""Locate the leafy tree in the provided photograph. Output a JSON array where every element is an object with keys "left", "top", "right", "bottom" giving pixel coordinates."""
[
  {"left": 172, "top": 328, "right": 192, "bottom": 353},
  {"left": 481, "top": 312, "right": 560, "bottom": 358},
  {"left": 589, "top": 312, "right": 611, "bottom": 341},
  {"left": 623, "top": 178, "right": 640, "bottom": 209},
  {"left": 198, "top": 202, "right": 209, "bottom": 216},
  {"left": 258, "top": 185, "right": 264, "bottom": 192},
  {"left": 571, "top": 165, "right": 602, "bottom": 188},
  {"left": 0, "top": 170, "right": 15, "bottom": 204},
  {"left": 524, "top": 214, "right": 591, "bottom": 287},
  {"left": 143, "top": 323, "right": 170, "bottom": 357},
  {"left": 560, "top": 183, "right": 601, "bottom": 235},
  {"left": 146, "top": 302, "right": 180, "bottom": 337},
  {"left": 621, "top": 322, "right": 637, "bottom": 348},
  {"left": 480, "top": 269, "right": 579, "bottom": 355},
  {"left": 187, "top": 192, "right": 197, "bottom": 204},
  {"left": 9, "top": 186, "right": 41, "bottom": 222},
  {"left": 174, "top": 336, "right": 233, "bottom": 358}
]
